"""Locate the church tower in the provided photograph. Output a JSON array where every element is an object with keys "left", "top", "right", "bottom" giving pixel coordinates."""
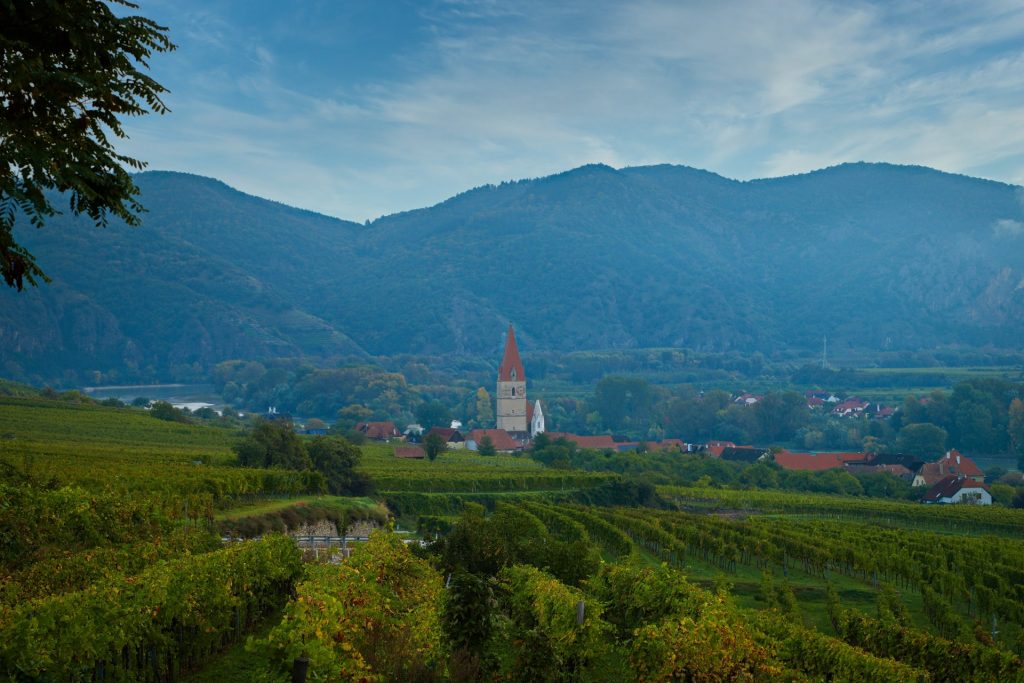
[
  {"left": 530, "top": 399, "right": 545, "bottom": 438},
  {"left": 496, "top": 324, "right": 528, "bottom": 434}
]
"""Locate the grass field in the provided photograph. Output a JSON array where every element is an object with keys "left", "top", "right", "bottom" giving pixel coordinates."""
[
  {"left": 0, "top": 396, "right": 612, "bottom": 519},
  {"left": 214, "top": 495, "right": 382, "bottom": 521}
]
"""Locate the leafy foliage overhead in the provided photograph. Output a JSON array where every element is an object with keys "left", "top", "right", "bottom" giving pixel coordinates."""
[{"left": 0, "top": 0, "right": 174, "bottom": 290}]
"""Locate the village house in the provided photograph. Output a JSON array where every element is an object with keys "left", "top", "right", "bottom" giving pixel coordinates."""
[
  {"left": 704, "top": 440, "right": 736, "bottom": 457},
  {"left": 912, "top": 449, "right": 984, "bottom": 487},
  {"left": 466, "top": 428, "right": 522, "bottom": 453},
  {"left": 832, "top": 398, "right": 870, "bottom": 417},
  {"left": 865, "top": 452, "right": 924, "bottom": 472},
  {"left": 647, "top": 438, "right": 692, "bottom": 452},
  {"left": 844, "top": 462, "right": 914, "bottom": 480},
  {"left": 921, "top": 475, "right": 992, "bottom": 505},
  {"left": 354, "top": 421, "right": 401, "bottom": 441},
  {"left": 874, "top": 405, "right": 896, "bottom": 419},
  {"left": 425, "top": 427, "right": 465, "bottom": 449},
  {"left": 301, "top": 418, "right": 328, "bottom": 436}
]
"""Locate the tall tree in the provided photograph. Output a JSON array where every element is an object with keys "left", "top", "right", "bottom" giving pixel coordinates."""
[
  {"left": 417, "top": 400, "right": 452, "bottom": 429},
  {"left": 752, "top": 392, "right": 809, "bottom": 442},
  {"left": 896, "top": 423, "right": 947, "bottom": 459},
  {"left": 307, "top": 436, "right": 370, "bottom": 495},
  {"left": 594, "top": 375, "right": 658, "bottom": 433},
  {"left": 1, "top": 0, "right": 174, "bottom": 289},
  {"left": 475, "top": 387, "right": 494, "bottom": 426},
  {"left": 235, "top": 419, "right": 311, "bottom": 470},
  {"left": 1009, "top": 398, "right": 1024, "bottom": 464},
  {"left": 477, "top": 435, "right": 496, "bottom": 456},
  {"left": 423, "top": 432, "right": 446, "bottom": 461}
]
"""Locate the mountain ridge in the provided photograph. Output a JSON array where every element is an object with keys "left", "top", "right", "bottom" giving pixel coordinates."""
[{"left": 2, "top": 162, "right": 1023, "bottom": 385}]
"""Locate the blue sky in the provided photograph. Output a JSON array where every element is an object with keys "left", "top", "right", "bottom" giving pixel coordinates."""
[{"left": 122, "top": 0, "right": 1024, "bottom": 221}]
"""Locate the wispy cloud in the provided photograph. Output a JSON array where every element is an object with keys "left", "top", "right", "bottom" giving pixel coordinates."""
[
  {"left": 994, "top": 219, "right": 1024, "bottom": 236},
  {"left": 121, "top": 0, "right": 1024, "bottom": 220}
]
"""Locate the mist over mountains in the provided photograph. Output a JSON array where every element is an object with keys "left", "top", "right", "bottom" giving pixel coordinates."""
[{"left": 3, "top": 162, "right": 1024, "bottom": 385}]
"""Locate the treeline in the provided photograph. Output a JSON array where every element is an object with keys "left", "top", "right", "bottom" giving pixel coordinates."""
[
  {"left": 895, "top": 379, "right": 1024, "bottom": 458},
  {"left": 211, "top": 357, "right": 512, "bottom": 432},
  {"left": 213, "top": 359, "right": 420, "bottom": 419},
  {"left": 234, "top": 420, "right": 373, "bottom": 496},
  {"left": 566, "top": 375, "right": 1024, "bottom": 462},
  {"left": 529, "top": 435, "right": 909, "bottom": 499},
  {"left": 573, "top": 377, "right": 878, "bottom": 449}
]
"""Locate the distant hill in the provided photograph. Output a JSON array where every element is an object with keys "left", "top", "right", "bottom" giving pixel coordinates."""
[
  {"left": 3, "top": 163, "right": 1024, "bottom": 385},
  {"left": 0, "top": 173, "right": 368, "bottom": 385}
]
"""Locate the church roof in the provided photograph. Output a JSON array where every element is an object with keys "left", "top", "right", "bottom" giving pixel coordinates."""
[{"left": 498, "top": 324, "right": 526, "bottom": 382}]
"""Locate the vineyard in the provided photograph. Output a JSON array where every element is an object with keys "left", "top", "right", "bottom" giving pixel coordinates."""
[
  {"left": 251, "top": 502, "right": 1024, "bottom": 682},
  {"left": 3, "top": 395, "right": 1024, "bottom": 680}
]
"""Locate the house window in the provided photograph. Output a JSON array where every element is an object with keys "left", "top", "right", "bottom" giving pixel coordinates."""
[
  {"left": 511, "top": 369, "right": 517, "bottom": 380},
  {"left": 512, "top": 387, "right": 516, "bottom": 396}
]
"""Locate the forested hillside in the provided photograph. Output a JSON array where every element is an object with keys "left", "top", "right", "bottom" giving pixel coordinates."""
[{"left": 3, "top": 163, "right": 1024, "bottom": 384}]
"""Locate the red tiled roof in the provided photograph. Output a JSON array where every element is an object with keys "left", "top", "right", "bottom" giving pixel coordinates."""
[
  {"left": 394, "top": 446, "right": 425, "bottom": 459},
  {"left": 705, "top": 441, "right": 736, "bottom": 457},
  {"left": 356, "top": 421, "right": 400, "bottom": 440},
  {"left": 467, "top": 428, "right": 522, "bottom": 451},
  {"left": 652, "top": 439, "right": 687, "bottom": 451},
  {"left": 498, "top": 324, "right": 525, "bottom": 382},
  {"left": 832, "top": 399, "right": 869, "bottom": 413},
  {"left": 545, "top": 432, "right": 617, "bottom": 450},
  {"left": 814, "top": 452, "right": 868, "bottom": 462},
  {"left": 922, "top": 475, "right": 989, "bottom": 502},
  {"left": 916, "top": 450, "right": 984, "bottom": 485},
  {"left": 773, "top": 450, "right": 848, "bottom": 471},
  {"left": 937, "top": 449, "right": 983, "bottom": 477},
  {"left": 846, "top": 463, "right": 912, "bottom": 477},
  {"left": 915, "top": 462, "right": 945, "bottom": 486}
]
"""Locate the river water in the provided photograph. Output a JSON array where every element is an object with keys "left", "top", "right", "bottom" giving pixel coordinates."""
[{"left": 82, "top": 383, "right": 223, "bottom": 412}]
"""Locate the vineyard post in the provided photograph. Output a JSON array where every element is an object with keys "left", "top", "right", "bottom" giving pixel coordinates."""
[{"left": 292, "top": 655, "right": 309, "bottom": 683}]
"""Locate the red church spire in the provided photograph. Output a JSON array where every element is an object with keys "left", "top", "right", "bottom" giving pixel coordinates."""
[{"left": 498, "top": 324, "right": 525, "bottom": 382}]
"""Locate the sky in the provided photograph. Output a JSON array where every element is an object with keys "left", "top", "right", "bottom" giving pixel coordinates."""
[{"left": 122, "top": 0, "right": 1024, "bottom": 221}]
